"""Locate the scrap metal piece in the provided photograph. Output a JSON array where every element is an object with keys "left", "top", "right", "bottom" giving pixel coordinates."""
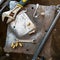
[
  {"left": 19, "top": 43, "right": 23, "bottom": 47},
  {"left": 9, "top": 11, "right": 36, "bottom": 37},
  {"left": 15, "top": 42, "right": 19, "bottom": 47},
  {"left": 16, "top": 39, "right": 35, "bottom": 43},
  {"left": 29, "top": 30, "right": 36, "bottom": 35},
  {"left": 11, "top": 42, "right": 15, "bottom": 48},
  {"left": 40, "top": 12, "right": 45, "bottom": 16}
]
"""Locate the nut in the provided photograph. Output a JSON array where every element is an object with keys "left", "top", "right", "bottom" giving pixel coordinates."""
[{"left": 11, "top": 42, "right": 14, "bottom": 48}]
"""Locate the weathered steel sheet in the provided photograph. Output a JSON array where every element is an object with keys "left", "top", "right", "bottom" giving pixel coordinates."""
[{"left": 4, "top": 4, "right": 56, "bottom": 54}]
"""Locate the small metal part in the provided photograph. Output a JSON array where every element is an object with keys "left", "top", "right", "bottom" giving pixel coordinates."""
[
  {"left": 29, "top": 30, "right": 36, "bottom": 35},
  {"left": 11, "top": 42, "right": 23, "bottom": 48},
  {"left": 11, "top": 42, "right": 14, "bottom": 47},
  {"left": 19, "top": 43, "right": 23, "bottom": 47},
  {"left": 15, "top": 42, "right": 19, "bottom": 47},
  {"left": 40, "top": 12, "right": 45, "bottom": 16},
  {"left": 11, "top": 39, "right": 35, "bottom": 48},
  {"left": 16, "top": 39, "right": 35, "bottom": 43},
  {"left": 33, "top": 4, "right": 39, "bottom": 18}
]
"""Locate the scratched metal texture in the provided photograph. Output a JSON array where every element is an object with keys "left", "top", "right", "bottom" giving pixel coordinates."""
[{"left": 4, "top": 4, "right": 56, "bottom": 55}]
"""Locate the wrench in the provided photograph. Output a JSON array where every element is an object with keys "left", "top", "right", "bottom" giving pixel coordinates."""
[
  {"left": 32, "top": 5, "right": 60, "bottom": 60},
  {"left": 2, "top": 0, "right": 30, "bottom": 23}
]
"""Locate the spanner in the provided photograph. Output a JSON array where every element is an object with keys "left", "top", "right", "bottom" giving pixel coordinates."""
[{"left": 2, "top": 0, "right": 30, "bottom": 23}]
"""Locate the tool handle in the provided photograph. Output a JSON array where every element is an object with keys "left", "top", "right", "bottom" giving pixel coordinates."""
[{"left": 19, "top": 0, "right": 29, "bottom": 6}]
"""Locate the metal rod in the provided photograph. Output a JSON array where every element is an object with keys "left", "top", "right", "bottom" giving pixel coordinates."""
[
  {"left": 16, "top": 39, "right": 35, "bottom": 43},
  {"left": 32, "top": 10, "right": 60, "bottom": 60}
]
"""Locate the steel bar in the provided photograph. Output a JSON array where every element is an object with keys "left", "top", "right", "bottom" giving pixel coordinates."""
[
  {"left": 32, "top": 9, "right": 60, "bottom": 60},
  {"left": 15, "top": 39, "right": 35, "bottom": 43}
]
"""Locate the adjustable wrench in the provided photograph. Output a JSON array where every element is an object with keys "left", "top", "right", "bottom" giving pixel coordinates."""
[{"left": 2, "top": 0, "right": 30, "bottom": 23}]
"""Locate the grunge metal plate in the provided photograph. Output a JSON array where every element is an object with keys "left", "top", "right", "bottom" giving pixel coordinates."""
[{"left": 4, "top": 4, "right": 56, "bottom": 54}]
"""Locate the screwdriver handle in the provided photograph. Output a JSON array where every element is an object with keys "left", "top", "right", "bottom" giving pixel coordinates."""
[{"left": 17, "top": 0, "right": 30, "bottom": 7}]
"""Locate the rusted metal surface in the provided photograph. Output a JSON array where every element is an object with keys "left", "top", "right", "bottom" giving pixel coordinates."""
[
  {"left": 0, "top": 0, "right": 60, "bottom": 60},
  {"left": 4, "top": 4, "right": 56, "bottom": 55}
]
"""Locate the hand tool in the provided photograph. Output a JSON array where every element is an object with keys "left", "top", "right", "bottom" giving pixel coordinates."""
[
  {"left": 32, "top": 5, "right": 60, "bottom": 60},
  {"left": 2, "top": 0, "right": 30, "bottom": 23}
]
